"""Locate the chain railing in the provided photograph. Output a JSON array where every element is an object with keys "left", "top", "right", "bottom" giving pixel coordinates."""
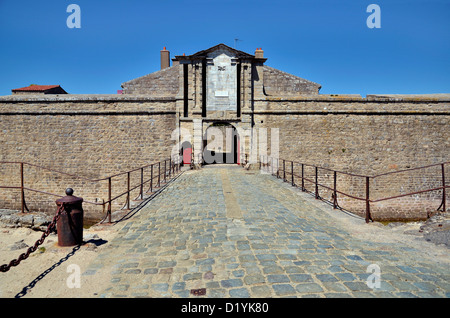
[
  {"left": 257, "top": 155, "right": 448, "bottom": 223},
  {"left": 0, "top": 157, "right": 184, "bottom": 273},
  {"left": 0, "top": 156, "right": 183, "bottom": 224}
]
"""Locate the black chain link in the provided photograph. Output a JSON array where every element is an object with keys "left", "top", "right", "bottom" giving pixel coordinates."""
[{"left": 0, "top": 203, "right": 65, "bottom": 273}]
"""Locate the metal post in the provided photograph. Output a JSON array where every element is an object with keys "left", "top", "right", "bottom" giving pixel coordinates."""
[
  {"left": 108, "top": 177, "right": 112, "bottom": 223},
  {"left": 442, "top": 163, "right": 446, "bottom": 212},
  {"left": 265, "top": 155, "right": 268, "bottom": 172},
  {"left": 150, "top": 164, "right": 153, "bottom": 193},
  {"left": 20, "top": 162, "right": 24, "bottom": 214},
  {"left": 271, "top": 157, "right": 274, "bottom": 176},
  {"left": 164, "top": 160, "right": 167, "bottom": 183},
  {"left": 301, "top": 164, "right": 305, "bottom": 191},
  {"left": 291, "top": 161, "right": 294, "bottom": 186},
  {"left": 365, "top": 176, "right": 372, "bottom": 223},
  {"left": 333, "top": 171, "right": 337, "bottom": 209},
  {"left": 315, "top": 167, "right": 319, "bottom": 199},
  {"left": 158, "top": 162, "right": 161, "bottom": 187},
  {"left": 140, "top": 167, "right": 144, "bottom": 200},
  {"left": 169, "top": 158, "right": 172, "bottom": 179},
  {"left": 277, "top": 159, "right": 279, "bottom": 179},
  {"left": 283, "top": 160, "right": 286, "bottom": 181},
  {"left": 127, "top": 171, "right": 130, "bottom": 210}
]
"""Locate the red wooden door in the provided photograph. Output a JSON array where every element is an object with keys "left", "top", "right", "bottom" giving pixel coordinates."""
[{"left": 183, "top": 147, "right": 192, "bottom": 164}]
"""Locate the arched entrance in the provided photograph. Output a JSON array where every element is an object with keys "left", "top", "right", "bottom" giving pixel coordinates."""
[{"left": 203, "top": 122, "right": 239, "bottom": 165}]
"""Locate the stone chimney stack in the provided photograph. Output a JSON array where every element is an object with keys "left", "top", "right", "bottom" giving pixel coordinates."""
[
  {"left": 255, "top": 48, "right": 264, "bottom": 59},
  {"left": 160, "top": 47, "right": 170, "bottom": 69}
]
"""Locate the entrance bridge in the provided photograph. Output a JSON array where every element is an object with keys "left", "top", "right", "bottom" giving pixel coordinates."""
[
  {"left": 1, "top": 163, "right": 449, "bottom": 298},
  {"left": 76, "top": 165, "right": 450, "bottom": 297}
]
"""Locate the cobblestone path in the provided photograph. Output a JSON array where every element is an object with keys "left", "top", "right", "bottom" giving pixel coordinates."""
[{"left": 84, "top": 165, "right": 450, "bottom": 298}]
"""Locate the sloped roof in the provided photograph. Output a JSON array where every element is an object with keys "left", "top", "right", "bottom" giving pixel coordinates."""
[{"left": 12, "top": 85, "right": 63, "bottom": 92}]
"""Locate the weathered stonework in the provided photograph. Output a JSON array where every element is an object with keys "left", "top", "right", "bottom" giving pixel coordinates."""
[
  {"left": 263, "top": 65, "right": 321, "bottom": 96},
  {"left": 206, "top": 47, "right": 238, "bottom": 111},
  {"left": 0, "top": 95, "right": 177, "bottom": 220},
  {"left": 0, "top": 43, "right": 448, "bottom": 221},
  {"left": 255, "top": 95, "right": 449, "bottom": 220},
  {"left": 121, "top": 65, "right": 181, "bottom": 96}
]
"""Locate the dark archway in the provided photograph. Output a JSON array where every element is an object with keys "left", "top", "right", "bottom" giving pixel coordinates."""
[{"left": 203, "top": 122, "right": 239, "bottom": 165}]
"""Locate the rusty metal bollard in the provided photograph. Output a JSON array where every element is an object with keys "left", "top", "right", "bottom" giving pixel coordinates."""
[{"left": 55, "top": 188, "right": 84, "bottom": 246}]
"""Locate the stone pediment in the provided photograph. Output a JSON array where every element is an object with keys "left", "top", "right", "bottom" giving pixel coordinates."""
[{"left": 174, "top": 43, "right": 261, "bottom": 61}]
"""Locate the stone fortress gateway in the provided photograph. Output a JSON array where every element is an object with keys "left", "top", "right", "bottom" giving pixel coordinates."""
[
  {"left": 121, "top": 44, "right": 322, "bottom": 165},
  {"left": 0, "top": 43, "right": 448, "bottom": 221}
]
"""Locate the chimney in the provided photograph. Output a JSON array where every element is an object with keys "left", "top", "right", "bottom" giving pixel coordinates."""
[
  {"left": 255, "top": 48, "right": 264, "bottom": 59},
  {"left": 160, "top": 47, "right": 170, "bottom": 69}
]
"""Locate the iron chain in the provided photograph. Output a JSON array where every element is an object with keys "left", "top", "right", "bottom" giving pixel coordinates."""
[{"left": 0, "top": 203, "right": 65, "bottom": 273}]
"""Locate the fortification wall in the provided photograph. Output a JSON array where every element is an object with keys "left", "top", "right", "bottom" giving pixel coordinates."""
[
  {"left": 0, "top": 92, "right": 448, "bottom": 222},
  {"left": 263, "top": 66, "right": 321, "bottom": 96},
  {"left": 121, "top": 65, "right": 181, "bottom": 96},
  {"left": 250, "top": 94, "right": 449, "bottom": 220},
  {"left": 0, "top": 95, "right": 177, "bottom": 221}
]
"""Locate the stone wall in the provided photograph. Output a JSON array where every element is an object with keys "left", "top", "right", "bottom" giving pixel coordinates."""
[
  {"left": 0, "top": 95, "right": 177, "bottom": 221},
  {"left": 121, "top": 65, "right": 181, "bottom": 96},
  {"left": 263, "top": 66, "right": 321, "bottom": 96},
  {"left": 250, "top": 94, "right": 450, "bottom": 220}
]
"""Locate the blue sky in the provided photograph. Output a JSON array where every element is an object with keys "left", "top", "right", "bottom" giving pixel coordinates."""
[{"left": 0, "top": 0, "right": 449, "bottom": 96}]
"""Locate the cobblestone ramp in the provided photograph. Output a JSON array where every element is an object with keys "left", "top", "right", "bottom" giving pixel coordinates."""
[{"left": 84, "top": 165, "right": 450, "bottom": 298}]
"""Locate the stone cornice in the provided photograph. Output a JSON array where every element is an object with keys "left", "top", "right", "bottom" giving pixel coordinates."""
[{"left": 0, "top": 94, "right": 177, "bottom": 103}]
